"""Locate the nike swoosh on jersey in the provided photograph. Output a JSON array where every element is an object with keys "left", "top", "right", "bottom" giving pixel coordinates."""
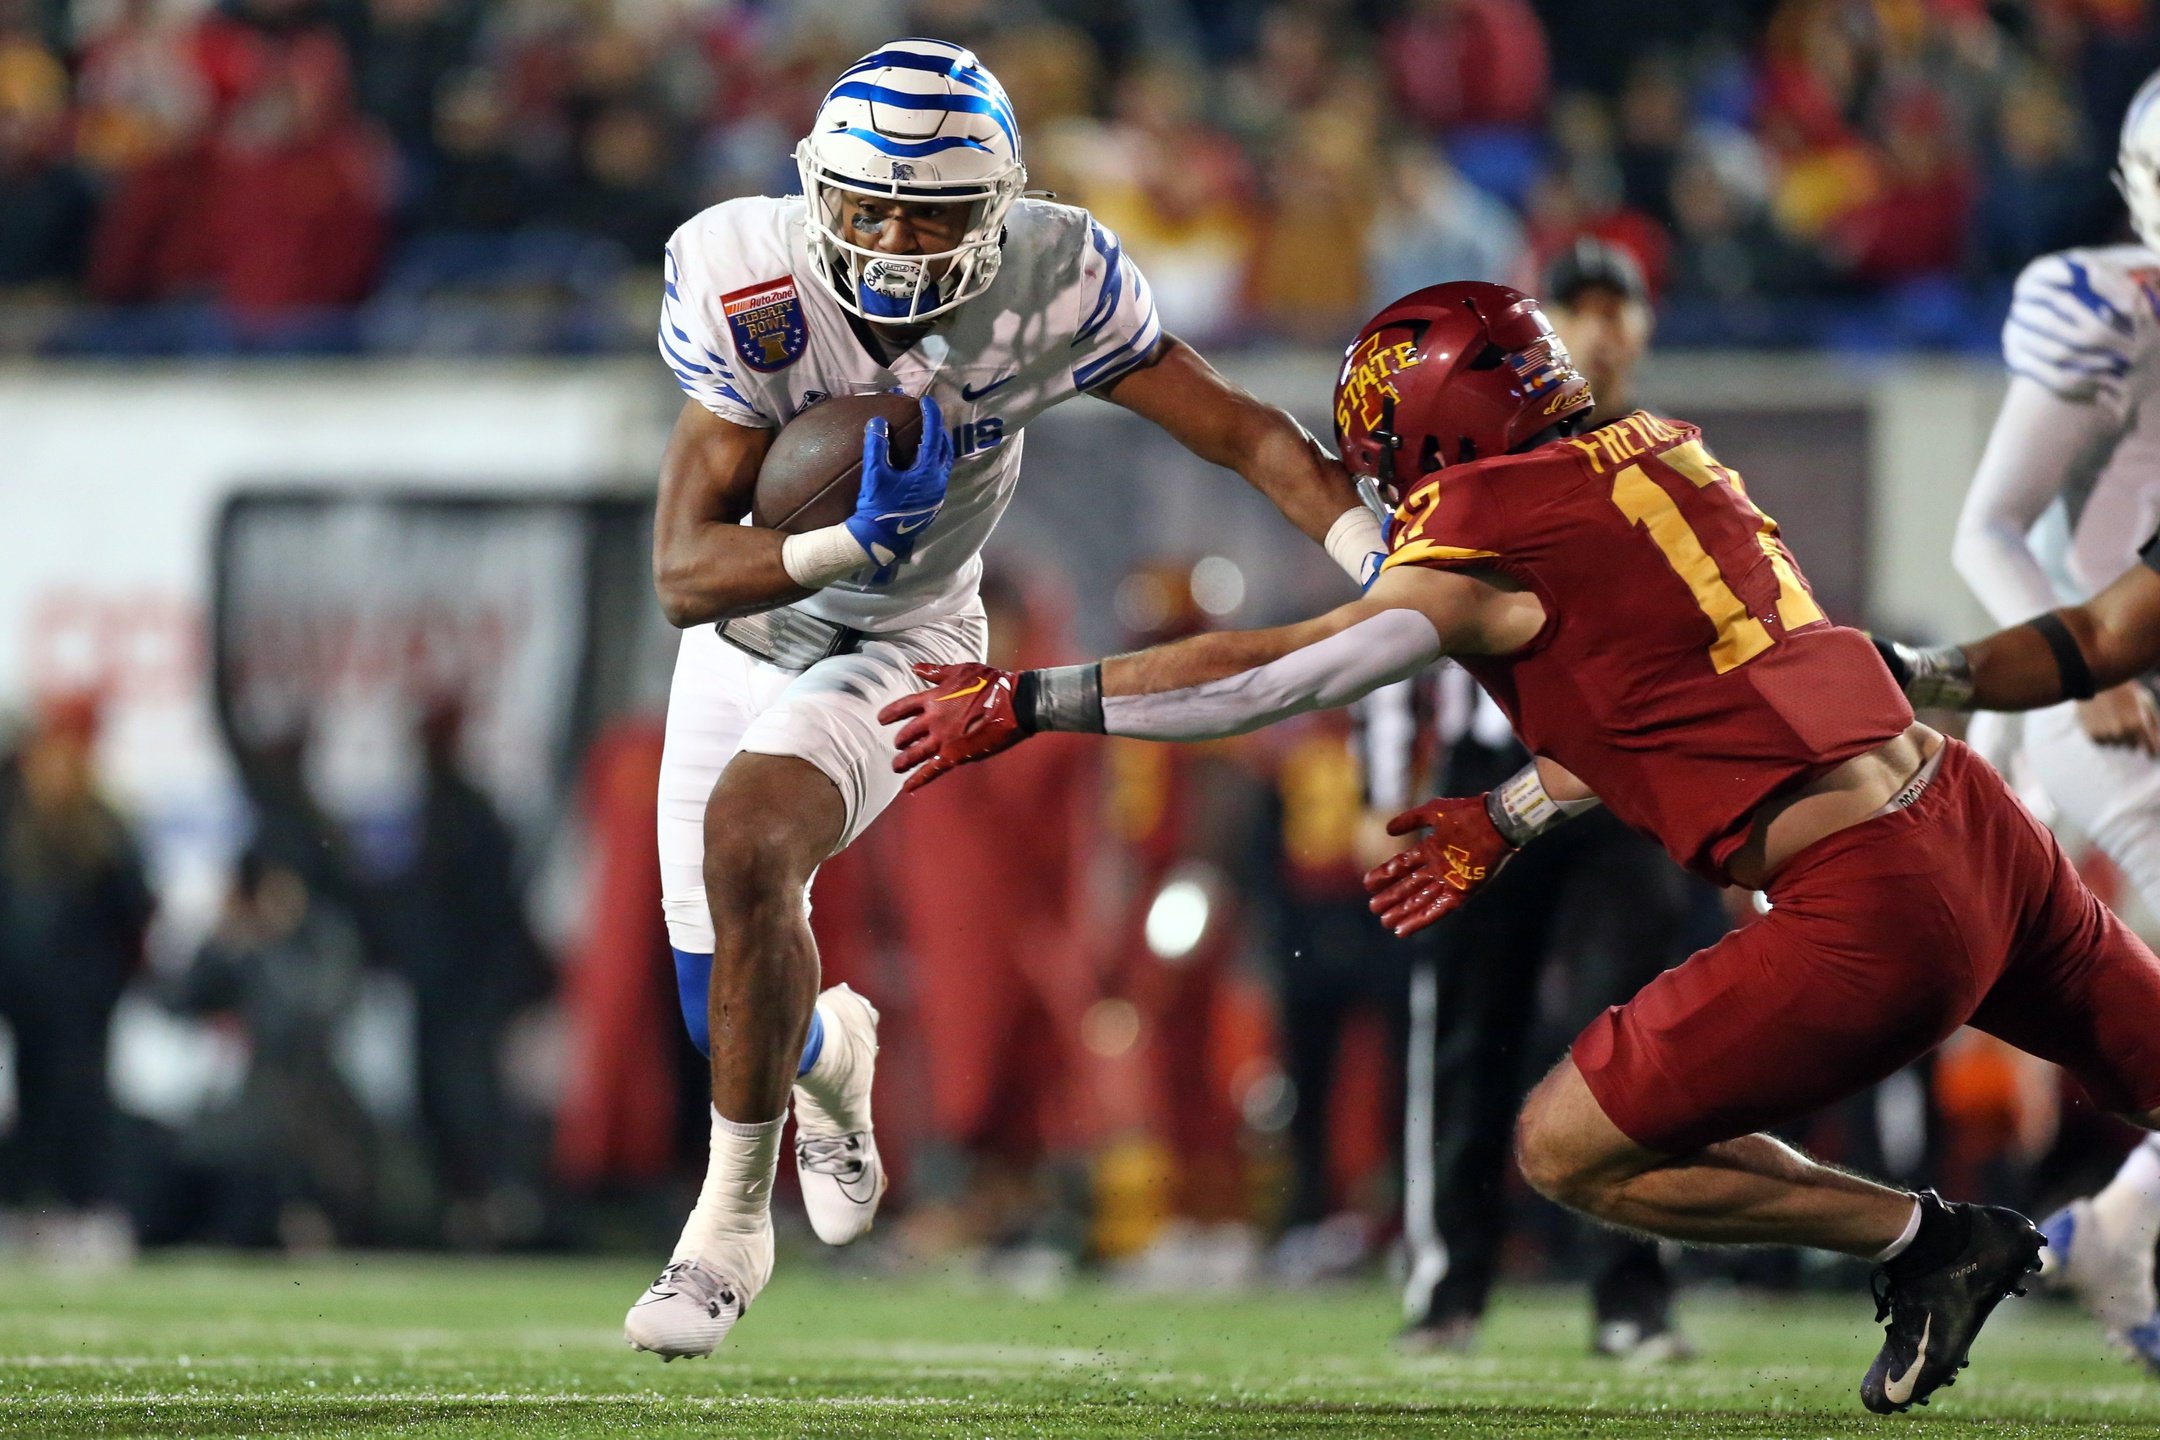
[
  {"left": 960, "top": 373, "right": 1016, "bottom": 401},
  {"left": 1884, "top": 1315, "right": 1931, "bottom": 1405}
]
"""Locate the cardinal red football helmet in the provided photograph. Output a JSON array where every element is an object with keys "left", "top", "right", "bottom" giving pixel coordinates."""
[{"left": 1333, "top": 282, "right": 1594, "bottom": 493}]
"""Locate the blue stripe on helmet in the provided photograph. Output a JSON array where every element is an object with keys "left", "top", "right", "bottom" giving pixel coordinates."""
[
  {"left": 832, "top": 125, "right": 992, "bottom": 158},
  {"left": 840, "top": 45, "right": 993, "bottom": 94},
  {"left": 833, "top": 48, "right": 1016, "bottom": 136},
  {"left": 826, "top": 81, "right": 1016, "bottom": 150},
  {"left": 1074, "top": 221, "right": 1125, "bottom": 347}
]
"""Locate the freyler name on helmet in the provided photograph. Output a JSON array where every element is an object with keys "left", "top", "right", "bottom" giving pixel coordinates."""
[{"left": 1336, "top": 334, "right": 1422, "bottom": 438}]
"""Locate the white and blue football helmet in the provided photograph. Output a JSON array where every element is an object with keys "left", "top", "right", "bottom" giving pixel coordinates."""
[
  {"left": 795, "top": 39, "right": 1027, "bottom": 326},
  {"left": 2121, "top": 68, "right": 2160, "bottom": 252}
]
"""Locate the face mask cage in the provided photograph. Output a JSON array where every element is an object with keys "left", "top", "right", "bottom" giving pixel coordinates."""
[{"left": 795, "top": 142, "right": 1024, "bottom": 326}]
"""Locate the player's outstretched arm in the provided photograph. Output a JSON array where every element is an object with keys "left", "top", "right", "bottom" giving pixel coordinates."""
[
  {"left": 1971, "top": 568, "right": 2160, "bottom": 710},
  {"left": 1103, "top": 338, "right": 1386, "bottom": 585},
  {"left": 879, "top": 565, "right": 1542, "bottom": 791},
  {"left": 651, "top": 400, "right": 802, "bottom": 626},
  {"left": 1879, "top": 561, "right": 2160, "bottom": 728}
]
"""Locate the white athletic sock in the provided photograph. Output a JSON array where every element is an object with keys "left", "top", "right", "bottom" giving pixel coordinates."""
[
  {"left": 2089, "top": 1135, "right": 2160, "bottom": 1248},
  {"left": 671, "top": 1108, "right": 783, "bottom": 1263},
  {"left": 1872, "top": 1197, "right": 1924, "bottom": 1264}
]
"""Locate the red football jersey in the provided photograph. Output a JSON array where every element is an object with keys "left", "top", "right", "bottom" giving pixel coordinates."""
[{"left": 1383, "top": 410, "right": 1913, "bottom": 883}]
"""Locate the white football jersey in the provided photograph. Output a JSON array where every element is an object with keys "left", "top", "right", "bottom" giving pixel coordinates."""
[
  {"left": 660, "top": 195, "right": 1161, "bottom": 632},
  {"left": 2000, "top": 243, "right": 2160, "bottom": 602}
]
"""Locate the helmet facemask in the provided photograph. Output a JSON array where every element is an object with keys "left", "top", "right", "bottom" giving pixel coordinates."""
[{"left": 796, "top": 144, "right": 1024, "bottom": 326}]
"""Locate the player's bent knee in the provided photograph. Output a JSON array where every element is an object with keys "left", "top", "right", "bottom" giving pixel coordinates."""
[
  {"left": 1515, "top": 1100, "right": 1593, "bottom": 1208},
  {"left": 1514, "top": 1060, "right": 1637, "bottom": 1215},
  {"left": 701, "top": 756, "right": 846, "bottom": 917}
]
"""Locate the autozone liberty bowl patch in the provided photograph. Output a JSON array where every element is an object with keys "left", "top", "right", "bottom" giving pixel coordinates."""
[{"left": 723, "top": 276, "right": 808, "bottom": 372}]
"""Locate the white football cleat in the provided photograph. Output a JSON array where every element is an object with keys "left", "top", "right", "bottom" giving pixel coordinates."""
[
  {"left": 2039, "top": 1198, "right": 2160, "bottom": 1362},
  {"left": 624, "top": 1225, "right": 772, "bottom": 1360},
  {"left": 792, "top": 984, "right": 887, "bottom": 1245}
]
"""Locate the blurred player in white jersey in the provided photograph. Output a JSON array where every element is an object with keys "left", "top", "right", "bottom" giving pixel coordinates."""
[
  {"left": 1950, "top": 68, "right": 2160, "bottom": 1369},
  {"left": 624, "top": 39, "right": 1379, "bottom": 1358}
]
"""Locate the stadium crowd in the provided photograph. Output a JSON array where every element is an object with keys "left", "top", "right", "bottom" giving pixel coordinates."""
[{"left": 0, "top": 0, "right": 2154, "bottom": 353}]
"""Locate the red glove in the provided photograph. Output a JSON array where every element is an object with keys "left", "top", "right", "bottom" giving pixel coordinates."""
[
  {"left": 879, "top": 662, "right": 1030, "bottom": 794},
  {"left": 1362, "top": 794, "right": 1517, "bottom": 938}
]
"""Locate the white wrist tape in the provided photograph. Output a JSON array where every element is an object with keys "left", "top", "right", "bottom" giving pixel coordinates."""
[
  {"left": 1487, "top": 760, "right": 1600, "bottom": 846},
  {"left": 780, "top": 525, "right": 871, "bottom": 589},
  {"left": 1324, "top": 506, "right": 1387, "bottom": 582}
]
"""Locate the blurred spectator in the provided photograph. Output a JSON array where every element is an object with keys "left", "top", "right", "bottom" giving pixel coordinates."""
[
  {"left": 160, "top": 846, "right": 374, "bottom": 1247},
  {"left": 402, "top": 69, "right": 540, "bottom": 239},
  {"left": 1977, "top": 70, "right": 2104, "bottom": 275},
  {"left": 880, "top": 570, "right": 1100, "bottom": 1268},
  {"left": 0, "top": 696, "right": 153, "bottom": 1241},
  {"left": 0, "top": 4, "right": 88, "bottom": 290},
  {"left": 393, "top": 699, "right": 550, "bottom": 1245},
  {"left": 336, "top": 0, "right": 475, "bottom": 164},
  {"left": 1366, "top": 142, "right": 1524, "bottom": 306},
  {"left": 88, "top": 0, "right": 391, "bottom": 319},
  {"left": 1666, "top": 145, "right": 1827, "bottom": 305},
  {"left": 547, "top": 102, "right": 681, "bottom": 262},
  {"left": 1384, "top": 0, "right": 1549, "bottom": 133},
  {"left": 1613, "top": 54, "right": 1689, "bottom": 228},
  {"left": 1259, "top": 708, "right": 1406, "bottom": 1278},
  {"left": 1221, "top": 3, "right": 1349, "bottom": 148},
  {"left": 1094, "top": 561, "right": 1274, "bottom": 1288},
  {"left": 71, "top": 0, "right": 210, "bottom": 177},
  {"left": 1059, "top": 57, "right": 1256, "bottom": 342},
  {"left": 1245, "top": 100, "right": 1379, "bottom": 342},
  {"left": 1829, "top": 88, "right": 1974, "bottom": 284}
]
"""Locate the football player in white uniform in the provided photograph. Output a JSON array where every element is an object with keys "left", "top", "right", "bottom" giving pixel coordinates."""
[
  {"left": 1948, "top": 68, "right": 2160, "bottom": 1369},
  {"left": 624, "top": 39, "right": 1381, "bottom": 1359}
]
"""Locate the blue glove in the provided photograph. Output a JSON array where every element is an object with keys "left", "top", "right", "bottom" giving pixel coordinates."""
[{"left": 846, "top": 394, "right": 953, "bottom": 585}]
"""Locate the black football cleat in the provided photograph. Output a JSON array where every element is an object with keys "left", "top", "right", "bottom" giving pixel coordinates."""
[{"left": 1860, "top": 1192, "right": 2045, "bottom": 1414}]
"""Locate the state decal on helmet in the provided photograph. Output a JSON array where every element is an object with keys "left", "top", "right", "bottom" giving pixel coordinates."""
[
  {"left": 2119, "top": 67, "right": 2160, "bottom": 252},
  {"left": 1334, "top": 281, "right": 1593, "bottom": 495},
  {"left": 795, "top": 38, "right": 1027, "bottom": 326}
]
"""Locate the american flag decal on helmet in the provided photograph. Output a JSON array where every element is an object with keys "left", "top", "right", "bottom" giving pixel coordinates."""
[{"left": 1510, "top": 339, "right": 1569, "bottom": 396}]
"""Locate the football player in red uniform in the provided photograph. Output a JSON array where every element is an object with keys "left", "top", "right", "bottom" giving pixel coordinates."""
[{"left": 880, "top": 282, "right": 2160, "bottom": 1415}]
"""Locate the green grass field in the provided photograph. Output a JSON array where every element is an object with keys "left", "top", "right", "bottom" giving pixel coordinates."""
[{"left": 5, "top": 1253, "right": 2160, "bottom": 1438}]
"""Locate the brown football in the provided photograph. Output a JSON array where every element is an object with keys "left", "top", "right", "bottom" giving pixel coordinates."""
[{"left": 751, "top": 392, "right": 924, "bottom": 533}]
